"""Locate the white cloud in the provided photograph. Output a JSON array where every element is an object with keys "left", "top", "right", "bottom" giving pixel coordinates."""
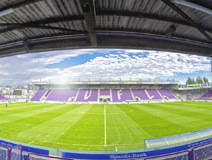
[{"left": 0, "top": 49, "right": 210, "bottom": 86}]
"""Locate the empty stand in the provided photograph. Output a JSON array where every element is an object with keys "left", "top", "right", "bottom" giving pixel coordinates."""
[
  {"left": 132, "top": 89, "right": 149, "bottom": 100},
  {"left": 200, "top": 90, "right": 212, "bottom": 100},
  {"left": 31, "top": 90, "right": 47, "bottom": 101},
  {"left": 112, "top": 89, "right": 133, "bottom": 101},
  {"left": 100, "top": 89, "right": 110, "bottom": 96},
  {"left": 46, "top": 90, "right": 78, "bottom": 101},
  {"left": 158, "top": 89, "right": 176, "bottom": 99},
  {"left": 146, "top": 89, "right": 162, "bottom": 99},
  {"left": 76, "top": 89, "right": 98, "bottom": 102},
  {"left": 0, "top": 94, "right": 6, "bottom": 100}
]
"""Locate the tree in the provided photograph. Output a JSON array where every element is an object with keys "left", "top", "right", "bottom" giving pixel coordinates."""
[
  {"left": 167, "top": 79, "right": 170, "bottom": 81},
  {"left": 192, "top": 78, "right": 195, "bottom": 84},
  {"left": 203, "top": 77, "right": 209, "bottom": 83},
  {"left": 196, "top": 76, "right": 203, "bottom": 84},
  {"left": 186, "top": 77, "right": 192, "bottom": 84}
]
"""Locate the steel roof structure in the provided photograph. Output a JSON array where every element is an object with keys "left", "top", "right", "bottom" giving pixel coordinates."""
[{"left": 0, "top": 0, "right": 211, "bottom": 58}]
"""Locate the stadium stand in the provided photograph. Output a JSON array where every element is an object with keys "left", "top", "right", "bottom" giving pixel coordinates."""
[
  {"left": 199, "top": 90, "right": 212, "bottom": 100},
  {"left": 100, "top": 89, "right": 110, "bottom": 96},
  {"left": 146, "top": 89, "right": 162, "bottom": 99},
  {"left": 31, "top": 88, "right": 178, "bottom": 102},
  {"left": 158, "top": 89, "right": 176, "bottom": 99},
  {"left": 112, "top": 89, "right": 134, "bottom": 101},
  {"left": 0, "top": 94, "right": 6, "bottom": 100},
  {"left": 46, "top": 90, "right": 78, "bottom": 101},
  {"left": 76, "top": 89, "right": 98, "bottom": 102},
  {"left": 31, "top": 90, "right": 47, "bottom": 101},
  {"left": 132, "top": 89, "right": 149, "bottom": 100}
]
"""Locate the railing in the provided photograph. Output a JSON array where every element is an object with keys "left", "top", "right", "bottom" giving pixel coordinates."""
[{"left": 144, "top": 127, "right": 212, "bottom": 150}]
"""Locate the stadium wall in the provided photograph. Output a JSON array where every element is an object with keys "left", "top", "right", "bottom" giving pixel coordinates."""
[{"left": 2, "top": 134, "right": 212, "bottom": 159}]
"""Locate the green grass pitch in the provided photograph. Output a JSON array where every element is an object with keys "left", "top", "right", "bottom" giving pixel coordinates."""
[{"left": 0, "top": 101, "right": 212, "bottom": 151}]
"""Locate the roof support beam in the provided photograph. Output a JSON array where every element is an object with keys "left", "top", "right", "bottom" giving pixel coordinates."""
[
  {"left": 161, "top": 0, "right": 212, "bottom": 43},
  {"left": 0, "top": 24, "right": 87, "bottom": 34},
  {"left": 0, "top": 0, "right": 44, "bottom": 13},
  {"left": 79, "top": 0, "right": 97, "bottom": 47},
  {"left": 95, "top": 29, "right": 212, "bottom": 46},
  {"left": 96, "top": 10, "right": 212, "bottom": 34}
]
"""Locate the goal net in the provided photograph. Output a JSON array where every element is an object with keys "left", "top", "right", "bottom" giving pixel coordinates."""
[
  {"left": 10, "top": 145, "right": 22, "bottom": 160},
  {"left": 0, "top": 145, "right": 9, "bottom": 160},
  {"left": 192, "top": 142, "right": 212, "bottom": 160}
]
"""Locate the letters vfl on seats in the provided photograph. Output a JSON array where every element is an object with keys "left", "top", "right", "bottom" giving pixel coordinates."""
[
  {"left": 112, "top": 89, "right": 134, "bottom": 101},
  {"left": 76, "top": 89, "right": 98, "bottom": 102}
]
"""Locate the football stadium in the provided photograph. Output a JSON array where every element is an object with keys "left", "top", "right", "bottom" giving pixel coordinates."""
[{"left": 0, "top": 0, "right": 212, "bottom": 160}]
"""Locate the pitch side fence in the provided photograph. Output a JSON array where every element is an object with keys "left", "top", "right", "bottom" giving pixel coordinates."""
[{"left": 2, "top": 139, "right": 212, "bottom": 160}]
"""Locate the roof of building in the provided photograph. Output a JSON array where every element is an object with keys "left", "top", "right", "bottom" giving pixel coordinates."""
[{"left": 0, "top": 0, "right": 211, "bottom": 58}]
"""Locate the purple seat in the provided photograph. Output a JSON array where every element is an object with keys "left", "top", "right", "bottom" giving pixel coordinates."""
[
  {"left": 0, "top": 94, "right": 6, "bottom": 100},
  {"left": 112, "top": 89, "right": 133, "bottom": 101},
  {"left": 31, "top": 90, "right": 47, "bottom": 101},
  {"left": 158, "top": 89, "right": 176, "bottom": 99},
  {"left": 46, "top": 90, "right": 78, "bottom": 101},
  {"left": 146, "top": 89, "right": 162, "bottom": 99},
  {"left": 200, "top": 91, "right": 212, "bottom": 100},
  {"left": 132, "top": 89, "right": 149, "bottom": 100},
  {"left": 100, "top": 89, "right": 110, "bottom": 96},
  {"left": 76, "top": 89, "right": 98, "bottom": 101}
]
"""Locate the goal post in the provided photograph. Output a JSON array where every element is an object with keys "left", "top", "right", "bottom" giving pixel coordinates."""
[{"left": 9, "top": 145, "right": 22, "bottom": 160}]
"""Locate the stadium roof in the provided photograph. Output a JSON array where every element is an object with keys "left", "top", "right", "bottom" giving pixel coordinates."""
[{"left": 0, "top": 0, "right": 211, "bottom": 58}]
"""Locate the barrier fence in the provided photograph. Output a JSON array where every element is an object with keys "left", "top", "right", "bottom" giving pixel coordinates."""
[
  {"left": 27, "top": 153, "right": 73, "bottom": 160},
  {"left": 2, "top": 138, "right": 212, "bottom": 160}
]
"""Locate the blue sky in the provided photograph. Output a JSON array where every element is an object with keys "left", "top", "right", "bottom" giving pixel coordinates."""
[{"left": 0, "top": 49, "right": 210, "bottom": 86}]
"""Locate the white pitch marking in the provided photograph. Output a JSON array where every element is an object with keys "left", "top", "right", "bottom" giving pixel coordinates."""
[
  {"left": 28, "top": 141, "right": 34, "bottom": 145},
  {"left": 104, "top": 104, "right": 107, "bottom": 146}
]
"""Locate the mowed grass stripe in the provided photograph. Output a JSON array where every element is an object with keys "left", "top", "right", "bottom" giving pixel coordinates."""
[
  {"left": 145, "top": 103, "right": 212, "bottom": 122},
  {"left": 0, "top": 103, "right": 62, "bottom": 122},
  {"left": 106, "top": 104, "right": 150, "bottom": 150},
  {"left": 117, "top": 104, "right": 191, "bottom": 138},
  {"left": 0, "top": 103, "right": 51, "bottom": 115},
  {"left": 1, "top": 102, "right": 212, "bottom": 151},
  {"left": 156, "top": 102, "right": 212, "bottom": 113},
  {"left": 16, "top": 104, "right": 92, "bottom": 145},
  {"left": 0, "top": 103, "right": 67, "bottom": 125},
  {"left": 131, "top": 104, "right": 208, "bottom": 135},
  {"left": 58, "top": 104, "right": 104, "bottom": 151},
  {"left": 0, "top": 104, "right": 77, "bottom": 139}
]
